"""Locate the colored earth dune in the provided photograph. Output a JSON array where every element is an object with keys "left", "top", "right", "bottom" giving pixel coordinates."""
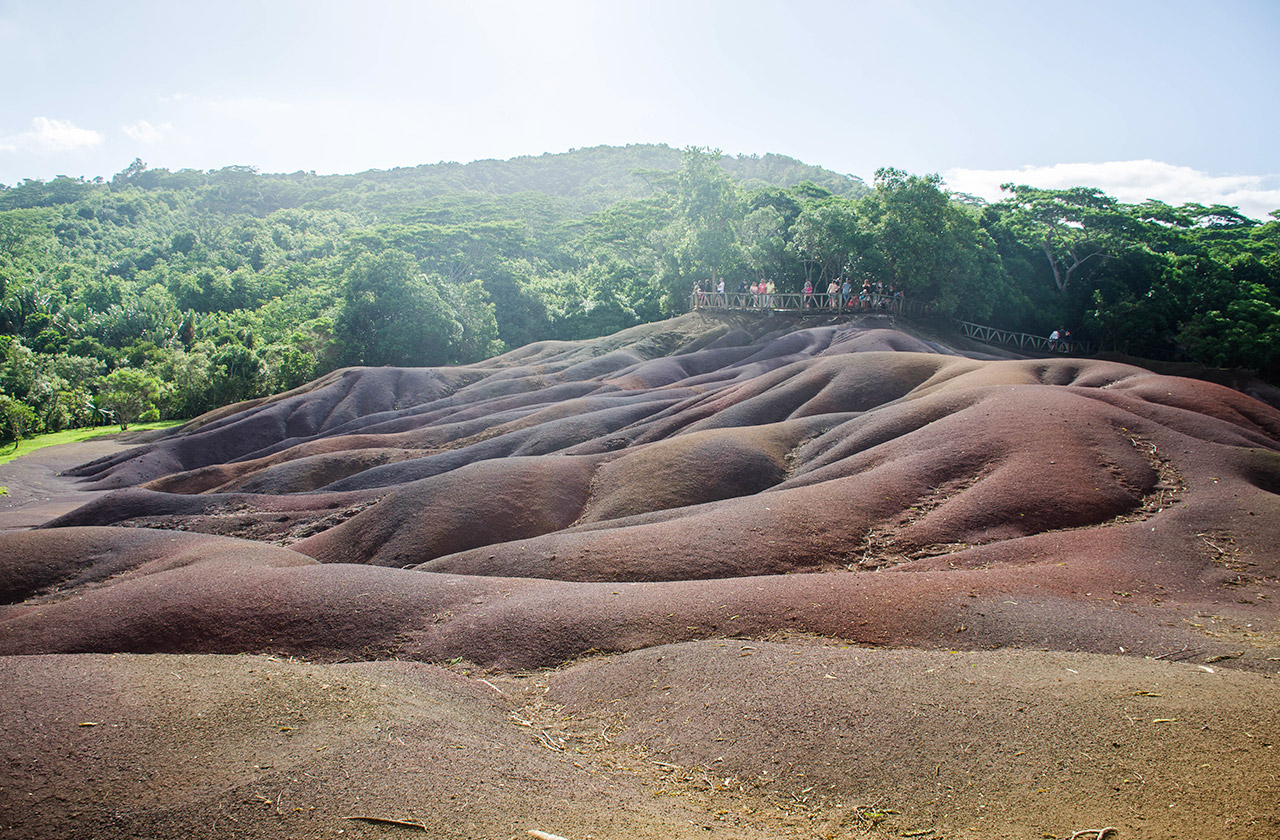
[{"left": 3, "top": 312, "right": 1278, "bottom": 839}]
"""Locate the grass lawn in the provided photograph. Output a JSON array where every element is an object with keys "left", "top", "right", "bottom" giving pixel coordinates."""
[{"left": 0, "top": 420, "right": 183, "bottom": 469}]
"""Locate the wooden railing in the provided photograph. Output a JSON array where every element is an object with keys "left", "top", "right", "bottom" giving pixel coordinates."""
[
  {"left": 956, "top": 320, "right": 1092, "bottom": 355},
  {"left": 691, "top": 291, "right": 904, "bottom": 315},
  {"left": 691, "top": 293, "right": 1089, "bottom": 355}
]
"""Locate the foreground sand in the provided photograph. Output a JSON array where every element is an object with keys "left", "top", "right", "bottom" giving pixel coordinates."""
[{"left": 2, "top": 312, "right": 1278, "bottom": 839}]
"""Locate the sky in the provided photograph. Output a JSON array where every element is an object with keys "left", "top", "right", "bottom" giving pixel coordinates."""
[{"left": 2, "top": 0, "right": 1278, "bottom": 218}]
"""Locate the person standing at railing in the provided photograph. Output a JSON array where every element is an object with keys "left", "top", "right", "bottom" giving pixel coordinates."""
[
  {"left": 827, "top": 278, "right": 840, "bottom": 309},
  {"left": 803, "top": 279, "right": 813, "bottom": 309},
  {"left": 765, "top": 279, "right": 776, "bottom": 309}
]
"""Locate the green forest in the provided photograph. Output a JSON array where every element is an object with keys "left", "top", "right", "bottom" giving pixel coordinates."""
[{"left": 2, "top": 143, "right": 1278, "bottom": 442}]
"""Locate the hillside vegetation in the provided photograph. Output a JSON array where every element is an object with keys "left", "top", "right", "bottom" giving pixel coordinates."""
[{"left": 2, "top": 144, "right": 1277, "bottom": 442}]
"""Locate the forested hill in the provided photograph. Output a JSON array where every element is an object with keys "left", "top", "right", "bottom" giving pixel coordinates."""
[
  {"left": 0, "top": 144, "right": 867, "bottom": 219},
  {"left": 1, "top": 144, "right": 1278, "bottom": 442}
]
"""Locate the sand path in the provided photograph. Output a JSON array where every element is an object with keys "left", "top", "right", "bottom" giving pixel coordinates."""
[{"left": 0, "top": 436, "right": 147, "bottom": 530}]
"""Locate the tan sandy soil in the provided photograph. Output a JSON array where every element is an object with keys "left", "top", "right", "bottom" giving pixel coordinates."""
[{"left": 1, "top": 645, "right": 1276, "bottom": 840}]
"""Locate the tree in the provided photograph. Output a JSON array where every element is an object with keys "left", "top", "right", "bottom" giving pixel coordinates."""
[
  {"left": 862, "top": 169, "right": 952, "bottom": 292},
  {"left": 472, "top": 258, "right": 551, "bottom": 350},
  {"left": 1176, "top": 288, "right": 1280, "bottom": 374},
  {"left": 787, "top": 198, "right": 866, "bottom": 287},
  {"left": 333, "top": 250, "right": 497, "bottom": 367},
  {"left": 0, "top": 395, "right": 37, "bottom": 444},
  {"left": 663, "top": 147, "right": 745, "bottom": 309},
  {"left": 149, "top": 345, "right": 213, "bottom": 418},
  {"left": 851, "top": 169, "right": 1010, "bottom": 317},
  {"left": 99, "top": 367, "right": 166, "bottom": 430},
  {"left": 997, "top": 184, "right": 1134, "bottom": 293},
  {"left": 448, "top": 278, "right": 503, "bottom": 363},
  {"left": 740, "top": 204, "right": 788, "bottom": 284},
  {"left": 208, "top": 343, "right": 263, "bottom": 405}
]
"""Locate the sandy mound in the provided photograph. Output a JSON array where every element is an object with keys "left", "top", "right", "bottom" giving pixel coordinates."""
[{"left": 3, "top": 311, "right": 1279, "bottom": 839}]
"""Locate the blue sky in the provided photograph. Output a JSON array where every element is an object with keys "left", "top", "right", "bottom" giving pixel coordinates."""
[{"left": 3, "top": 0, "right": 1278, "bottom": 217}]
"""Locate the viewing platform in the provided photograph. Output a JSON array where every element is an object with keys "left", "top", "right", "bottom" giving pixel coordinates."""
[
  {"left": 692, "top": 292, "right": 1092, "bottom": 355},
  {"left": 691, "top": 290, "right": 908, "bottom": 315}
]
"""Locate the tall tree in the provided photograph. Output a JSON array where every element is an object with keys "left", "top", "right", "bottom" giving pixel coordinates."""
[
  {"left": 856, "top": 169, "right": 1011, "bottom": 318},
  {"left": 332, "top": 250, "right": 497, "bottom": 368},
  {"left": 666, "top": 147, "right": 745, "bottom": 307},
  {"left": 99, "top": 367, "right": 166, "bottom": 430},
  {"left": 787, "top": 198, "right": 866, "bottom": 286},
  {"left": 997, "top": 184, "right": 1134, "bottom": 293}
]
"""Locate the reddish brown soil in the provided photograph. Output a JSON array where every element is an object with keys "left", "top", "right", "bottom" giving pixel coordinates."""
[{"left": 2, "top": 312, "right": 1278, "bottom": 839}]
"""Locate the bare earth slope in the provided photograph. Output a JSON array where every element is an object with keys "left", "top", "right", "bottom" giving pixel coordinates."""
[{"left": 2, "top": 311, "right": 1278, "bottom": 839}]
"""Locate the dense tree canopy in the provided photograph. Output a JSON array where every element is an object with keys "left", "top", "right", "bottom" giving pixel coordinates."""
[
  {"left": 0, "top": 144, "right": 1276, "bottom": 442},
  {"left": 333, "top": 250, "right": 498, "bottom": 368}
]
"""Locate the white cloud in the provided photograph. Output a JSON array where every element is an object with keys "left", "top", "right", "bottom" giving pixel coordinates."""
[
  {"left": 944, "top": 161, "right": 1280, "bottom": 222},
  {"left": 0, "top": 116, "right": 105, "bottom": 154},
  {"left": 122, "top": 119, "right": 172, "bottom": 145}
]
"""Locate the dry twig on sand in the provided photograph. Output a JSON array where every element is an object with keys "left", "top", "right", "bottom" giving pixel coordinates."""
[
  {"left": 1152, "top": 645, "right": 1202, "bottom": 661},
  {"left": 343, "top": 815, "right": 428, "bottom": 831}
]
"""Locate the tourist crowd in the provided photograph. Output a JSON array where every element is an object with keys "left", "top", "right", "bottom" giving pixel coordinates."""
[{"left": 692, "top": 277, "right": 903, "bottom": 313}]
